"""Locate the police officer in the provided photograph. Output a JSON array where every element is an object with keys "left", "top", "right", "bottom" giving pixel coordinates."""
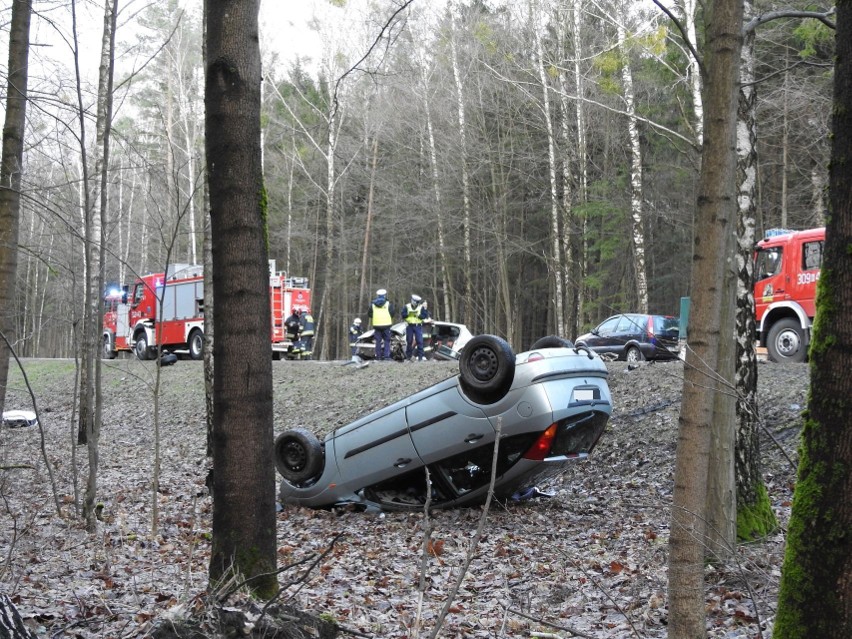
[
  {"left": 299, "top": 309, "right": 315, "bottom": 359},
  {"left": 349, "top": 317, "right": 363, "bottom": 357},
  {"left": 368, "top": 289, "right": 394, "bottom": 361},
  {"left": 402, "top": 294, "right": 429, "bottom": 361}
]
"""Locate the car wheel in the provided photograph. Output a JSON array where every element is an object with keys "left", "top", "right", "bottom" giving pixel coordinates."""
[
  {"left": 134, "top": 333, "right": 152, "bottom": 360},
  {"left": 274, "top": 428, "right": 324, "bottom": 484},
  {"left": 391, "top": 336, "right": 406, "bottom": 362},
  {"left": 459, "top": 335, "right": 515, "bottom": 404},
  {"left": 625, "top": 346, "right": 644, "bottom": 363},
  {"left": 767, "top": 318, "right": 806, "bottom": 363},
  {"left": 188, "top": 329, "right": 204, "bottom": 360},
  {"left": 530, "top": 335, "right": 574, "bottom": 349}
]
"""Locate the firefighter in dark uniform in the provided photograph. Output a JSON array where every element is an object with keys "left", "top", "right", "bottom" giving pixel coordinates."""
[
  {"left": 368, "top": 289, "right": 394, "bottom": 361},
  {"left": 349, "top": 317, "right": 363, "bottom": 357},
  {"left": 402, "top": 294, "right": 429, "bottom": 361},
  {"left": 299, "top": 309, "right": 315, "bottom": 359},
  {"left": 285, "top": 308, "right": 302, "bottom": 359}
]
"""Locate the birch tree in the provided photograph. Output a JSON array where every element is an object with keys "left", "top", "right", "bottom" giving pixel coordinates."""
[
  {"left": 448, "top": 8, "right": 473, "bottom": 325},
  {"left": 532, "top": 1, "right": 565, "bottom": 335},
  {"left": 615, "top": 1, "right": 648, "bottom": 312}
]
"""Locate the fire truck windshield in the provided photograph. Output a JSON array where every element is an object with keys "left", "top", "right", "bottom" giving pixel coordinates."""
[{"left": 756, "top": 247, "right": 782, "bottom": 281}]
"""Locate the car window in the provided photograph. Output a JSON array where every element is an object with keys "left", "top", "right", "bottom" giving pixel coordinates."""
[
  {"left": 616, "top": 314, "right": 643, "bottom": 335},
  {"left": 596, "top": 316, "right": 621, "bottom": 335},
  {"left": 652, "top": 315, "right": 679, "bottom": 335},
  {"left": 802, "top": 240, "right": 823, "bottom": 271}
]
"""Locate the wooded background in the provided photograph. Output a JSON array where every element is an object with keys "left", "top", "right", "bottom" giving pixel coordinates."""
[{"left": 2, "top": 0, "right": 832, "bottom": 359}]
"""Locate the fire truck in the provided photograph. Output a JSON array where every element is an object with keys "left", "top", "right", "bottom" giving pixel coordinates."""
[
  {"left": 102, "top": 261, "right": 311, "bottom": 360},
  {"left": 754, "top": 227, "right": 825, "bottom": 363}
]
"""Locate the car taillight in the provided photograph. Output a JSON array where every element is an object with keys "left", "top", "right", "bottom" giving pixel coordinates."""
[
  {"left": 526, "top": 352, "right": 545, "bottom": 363},
  {"left": 523, "top": 423, "right": 558, "bottom": 461}
]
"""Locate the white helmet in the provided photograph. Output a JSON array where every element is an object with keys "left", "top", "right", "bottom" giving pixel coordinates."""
[
  {"left": 353, "top": 318, "right": 361, "bottom": 325},
  {"left": 376, "top": 288, "right": 387, "bottom": 296},
  {"left": 411, "top": 294, "right": 422, "bottom": 303}
]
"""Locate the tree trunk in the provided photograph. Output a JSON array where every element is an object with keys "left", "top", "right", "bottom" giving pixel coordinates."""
[
  {"left": 449, "top": 15, "right": 472, "bottom": 326},
  {"left": 556, "top": 8, "right": 577, "bottom": 340},
  {"left": 83, "top": 0, "right": 117, "bottom": 531},
  {"left": 684, "top": 0, "right": 704, "bottom": 144},
  {"left": 0, "top": 0, "right": 32, "bottom": 416},
  {"left": 616, "top": 6, "right": 648, "bottom": 313},
  {"left": 733, "top": 0, "right": 777, "bottom": 542},
  {"left": 667, "top": 0, "right": 743, "bottom": 634},
  {"left": 205, "top": 0, "right": 277, "bottom": 598},
  {"left": 571, "top": 0, "right": 589, "bottom": 329},
  {"left": 775, "top": 4, "right": 852, "bottom": 635},
  {"left": 358, "top": 137, "right": 378, "bottom": 312},
  {"left": 0, "top": 593, "right": 37, "bottom": 639},
  {"left": 533, "top": 4, "right": 565, "bottom": 337},
  {"left": 419, "top": 48, "right": 452, "bottom": 320}
]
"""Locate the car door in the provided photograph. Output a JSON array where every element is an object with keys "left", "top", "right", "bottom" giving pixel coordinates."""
[
  {"left": 615, "top": 314, "right": 644, "bottom": 352},
  {"left": 588, "top": 315, "right": 621, "bottom": 355},
  {"left": 406, "top": 386, "right": 494, "bottom": 466},
  {"left": 331, "top": 407, "right": 421, "bottom": 491}
]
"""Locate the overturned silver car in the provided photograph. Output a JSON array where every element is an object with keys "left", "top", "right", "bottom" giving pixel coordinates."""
[{"left": 274, "top": 335, "right": 612, "bottom": 511}]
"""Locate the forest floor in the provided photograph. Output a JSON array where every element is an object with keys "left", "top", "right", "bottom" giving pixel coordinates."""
[{"left": 0, "top": 354, "right": 809, "bottom": 638}]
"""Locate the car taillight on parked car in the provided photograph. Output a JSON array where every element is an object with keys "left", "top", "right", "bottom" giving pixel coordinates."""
[{"left": 523, "top": 423, "right": 558, "bottom": 461}]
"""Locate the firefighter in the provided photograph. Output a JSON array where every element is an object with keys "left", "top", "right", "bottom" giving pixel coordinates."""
[
  {"left": 349, "top": 317, "right": 363, "bottom": 357},
  {"left": 402, "top": 294, "right": 430, "bottom": 361},
  {"left": 368, "top": 289, "right": 394, "bottom": 361},
  {"left": 285, "top": 308, "right": 302, "bottom": 359},
  {"left": 299, "top": 309, "right": 315, "bottom": 359}
]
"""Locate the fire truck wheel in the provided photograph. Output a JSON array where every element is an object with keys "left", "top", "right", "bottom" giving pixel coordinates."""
[
  {"left": 530, "top": 335, "right": 574, "bottom": 350},
  {"left": 134, "top": 334, "right": 152, "bottom": 361},
  {"left": 102, "top": 335, "right": 117, "bottom": 360},
  {"left": 189, "top": 330, "right": 204, "bottom": 360},
  {"left": 459, "top": 335, "right": 515, "bottom": 405},
  {"left": 274, "top": 428, "right": 324, "bottom": 484},
  {"left": 767, "top": 318, "right": 806, "bottom": 363}
]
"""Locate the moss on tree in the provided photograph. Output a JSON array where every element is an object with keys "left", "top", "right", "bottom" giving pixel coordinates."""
[{"left": 736, "top": 482, "right": 777, "bottom": 541}]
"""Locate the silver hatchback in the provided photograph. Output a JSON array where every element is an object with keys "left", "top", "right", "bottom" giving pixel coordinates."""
[{"left": 274, "top": 335, "right": 613, "bottom": 511}]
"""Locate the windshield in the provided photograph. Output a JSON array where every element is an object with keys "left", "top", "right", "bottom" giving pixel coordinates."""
[{"left": 755, "top": 247, "right": 783, "bottom": 281}]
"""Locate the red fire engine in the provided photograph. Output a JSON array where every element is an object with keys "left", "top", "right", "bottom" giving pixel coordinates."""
[
  {"left": 103, "top": 261, "right": 311, "bottom": 360},
  {"left": 754, "top": 227, "right": 824, "bottom": 363}
]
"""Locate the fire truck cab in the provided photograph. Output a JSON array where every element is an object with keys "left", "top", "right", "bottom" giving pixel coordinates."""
[{"left": 754, "top": 227, "right": 825, "bottom": 363}]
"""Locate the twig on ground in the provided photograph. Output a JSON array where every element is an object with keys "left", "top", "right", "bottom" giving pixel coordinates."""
[{"left": 427, "top": 417, "right": 503, "bottom": 639}]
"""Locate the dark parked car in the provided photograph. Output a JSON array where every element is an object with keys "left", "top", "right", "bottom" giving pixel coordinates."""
[
  {"left": 274, "top": 335, "right": 612, "bottom": 511},
  {"left": 574, "top": 313, "right": 680, "bottom": 362}
]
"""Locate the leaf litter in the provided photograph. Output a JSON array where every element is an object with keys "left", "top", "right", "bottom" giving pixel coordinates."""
[{"left": 0, "top": 357, "right": 807, "bottom": 637}]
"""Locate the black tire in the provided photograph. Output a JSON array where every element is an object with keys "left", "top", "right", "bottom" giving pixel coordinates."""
[
  {"left": 134, "top": 333, "right": 152, "bottom": 360},
  {"left": 766, "top": 318, "right": 807, "bottom": 363},
  {"left": 188, "top": 329, "right": 204, "bottom": 360},
  {"left": 391, "top": 336, "right": 406, "bottom": 362},
  {"left": 274, "top": 428, "right": 324, "bottom": 484},
  {"left": 459, "top": 335, "right": 515, "bottom": 404},
  {"left": 102, "top": 335, "right": 117, "bottom": 360},
  {"left": 530, "top": 335, "right": 574, "bottom": 350},
  {"left": 625, "top": 345, "right": 645, "bottom": 363}
]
